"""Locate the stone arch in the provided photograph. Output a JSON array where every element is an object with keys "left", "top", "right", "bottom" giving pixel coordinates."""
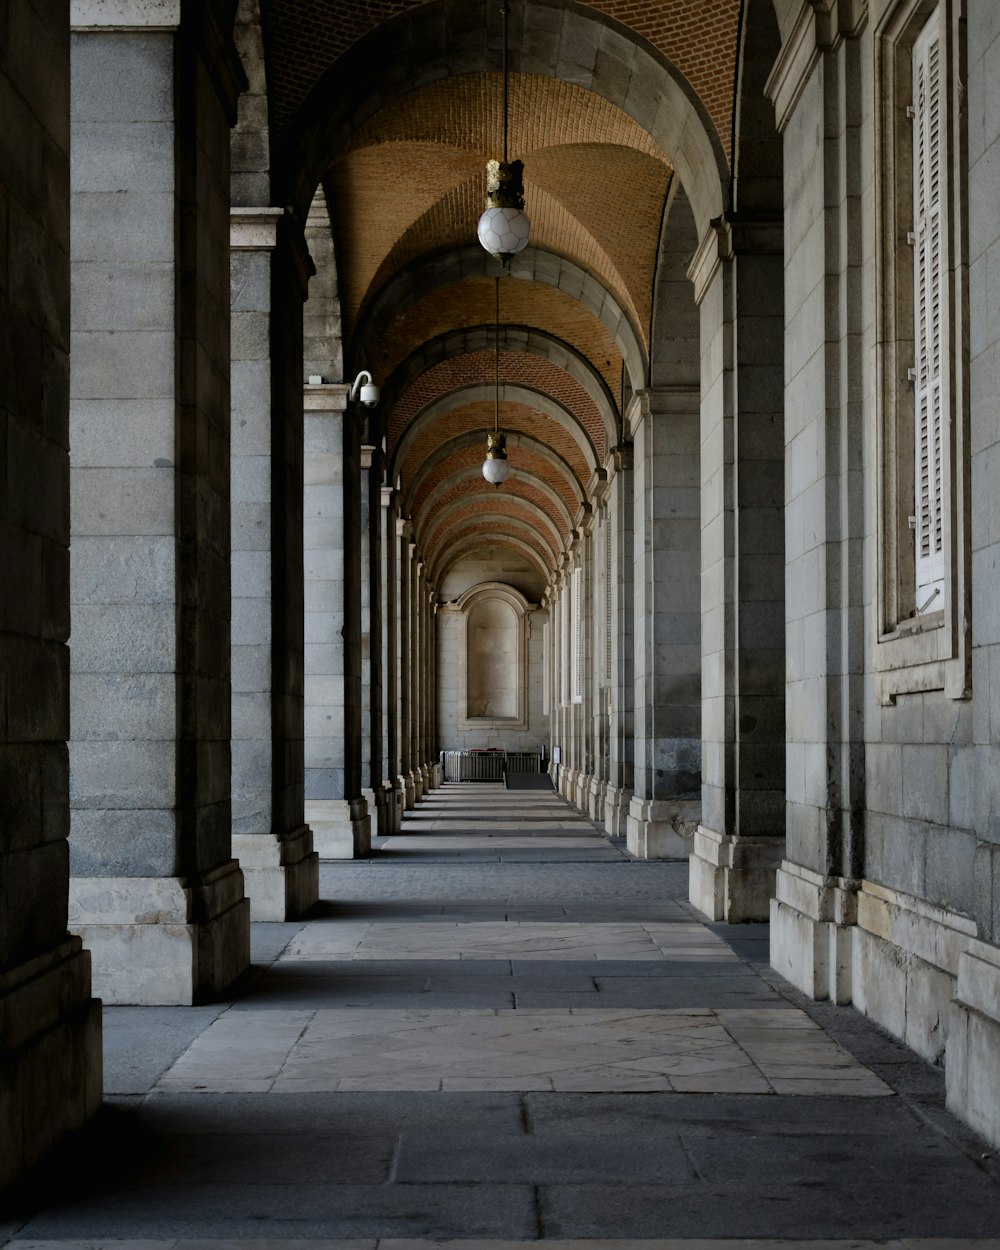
[
  {"left": 278, "top": 0, "right": 727, "bottom": 245},
  {"left": 424, "top": 498, "right": 565, "bottom": 568},
  {"left": 430, "top": 519, "right": 556, "bottom": 583},
  {"left": 731, "top": 0, "right": 784, "bottom": 215},
  {"left": 416, "top": 466, "right": 575, "bottom": 543},
  {"left": 437, "top": 536, "right": 551, "bottom": 588},
  {"left": 404, "top": 430, "right": 586, "bottom": 520},
  {"left": 386, "top": 351, "right": 609, "bottom": 466},
  {"left": 377, "top": 321, "right": 621, "bottom": 450},
  {"left": 393, "top": 388, "right": 598, "bottom": 487},
  {"left": 355, "top": 245, "right": 646, "bottom": 395},
  {"left": 232, "top": 0, "right": 270, "bottom": 206}
]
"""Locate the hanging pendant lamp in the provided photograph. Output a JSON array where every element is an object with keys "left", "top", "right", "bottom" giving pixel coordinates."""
[
  {"left": 483, "top": 275, "right": 511, "bottom": 486},
  {"left": 477, "top": 1, "right": 531, "bottom": 262}
]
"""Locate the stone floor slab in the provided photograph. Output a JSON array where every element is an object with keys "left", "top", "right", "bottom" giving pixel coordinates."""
[
  {"left": 10, "top": 783, "right": 1000, "bottom": 1243},
  {"left": 152, "top": 1006, "right": 888, "bottom": 1095},
  {"left": 280, "top": 921, "right": 737, "bottom": 964}
]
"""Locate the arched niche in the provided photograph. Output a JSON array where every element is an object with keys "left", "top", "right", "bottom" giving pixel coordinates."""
[{"left": 447, "top": 583, "right": 537, "bottom": 733}]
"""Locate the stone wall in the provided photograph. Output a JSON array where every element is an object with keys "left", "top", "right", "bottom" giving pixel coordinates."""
[{"left": 0, "top": 0, "right": 101, "bottom": 1186}]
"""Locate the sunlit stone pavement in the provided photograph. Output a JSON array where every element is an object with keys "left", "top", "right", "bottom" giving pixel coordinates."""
[{"left": 4, "top": 783, "right": 1000, "bottom": 1247}]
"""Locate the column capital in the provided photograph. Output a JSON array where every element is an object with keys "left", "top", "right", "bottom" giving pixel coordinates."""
[
  {"left": 605, "top": 442, "right": 634, "bottom": 479},
  {"left": 304, "top": 383, "right": 349, "bottom": 414},
  {"left": 72, "top": 0, "right": 180, "bottom": 29},
  {"left": 360, "top": 444, "right": 376, "bottom": 470},
  {"left": 230, "top": 207, "right": 285, "bottom": 251},
  {"left": 624, "top": 390, "right": 650, "bottom": 438},
  {"left": 586, "top": 467, "right": 609, "bottom": 507},
  {"left": 396, "top": 516, "right": 412, "bottom": 540},
  {"left": 765, "top": 0, "right": 868, "bottom": 133},
  {"left": 381, "top": 485, "right": 397, "bottom": 510}
]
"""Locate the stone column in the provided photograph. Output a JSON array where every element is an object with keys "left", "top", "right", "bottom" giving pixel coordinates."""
[
  {"left": 764, "top": 21, "right": 865, "bottom": 1002},
  {"left": 626, "top": 389, "right": 702, "bottom": 858},
  {"left": 430, "top": 597, "right": 443, "bottom": 785},
  {"left": 415, "top": 561, "right": 430, "bottom": 794},
  {"left": 687, "top": 218, "right": 786, "bottom": 922},
  {"left": 342, "top": 387, "right": 371, "bottom": 849},
  {"left": 229, "top": 208, "right": 318, "bottom": 920},
  {"left": 397, "top": 517, "right": 415, "bottom": 809},
  {"left": 424, "top": 578, "right": 437, "bottom": 787},
  {"left": 382, "top": 487, "right": 403, "bottom": 829},
  {"left": 0, "top": 0, "right": 102, "bottom": 1185},
  {"left": 359, "top": 443, "right": 379, "bottom": 833},
  {"left": 604, "top": 445, "right": 635, "bottom": 834},
  {"left": 546, "top": 577, "right": 561, "bottom": 788},
  {"left": 560, "top": 547, "right": 580, "bottom": 802},
  {"left": 303, "top": 384, "right": 370, "bottom": 856},
  {"left": 586, "top": 476, "right": 609, "bottom": 821},
  {"left": 69, "top": 4, "right": 250, "bottom": 1004},
  {"left": 407, "top": 542, "right": 424, "bottom": 802}
]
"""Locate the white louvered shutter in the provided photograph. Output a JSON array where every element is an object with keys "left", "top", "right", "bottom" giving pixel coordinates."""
[
  {"left": 604, "top": 519, "right": 613, "bottom": 684},
  {"left": 561, "top": 582, "right": 571, "bottom": 705},
  {"left": 912, "top": 9, "right": 946, "bottom": 610},
  {"left": 571, "top": 566, "right": 583, "bottom": 702}
]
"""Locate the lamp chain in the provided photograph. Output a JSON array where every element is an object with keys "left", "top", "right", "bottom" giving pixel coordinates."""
[
  {"left": 501, "top": 1, "right": 509, "bottom": 164},
  {"left": 495, "top": 274, "right": 500, "bottom": 433}
]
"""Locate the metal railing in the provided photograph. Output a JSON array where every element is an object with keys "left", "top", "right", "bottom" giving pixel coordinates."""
[{"left": 441, "top": 749, "right": 544, "bottom": 781}]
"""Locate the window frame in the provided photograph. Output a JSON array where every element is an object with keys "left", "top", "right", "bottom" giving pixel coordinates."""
[
  {"left": 873, "top": 0, "right": 970, "bottom": 704},
  {"left": 570, "top": 565, "right": 584, "bottom": 705}
]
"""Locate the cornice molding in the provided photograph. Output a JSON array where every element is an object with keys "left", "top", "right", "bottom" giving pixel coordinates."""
[
  {"left": 303, "top": 383, "right": 348, "bottom": 414},
  {"left": 230, "top": 207, "right": 284, "bottom": 251},
  {"left": 71, "top": 0, "right": 179, "bottom": 29},
  {"left": 765, "top": 0, "right": 869, "bottom": 134}
]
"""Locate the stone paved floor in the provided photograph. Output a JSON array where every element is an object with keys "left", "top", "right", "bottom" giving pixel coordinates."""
[{"left": 4, "top": 783, "right": 1000, "bottom": 1248}]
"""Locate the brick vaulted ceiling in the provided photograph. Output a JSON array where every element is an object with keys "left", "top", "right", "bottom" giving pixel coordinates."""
[{"left": 259, "top": 0, "right": 742, "bottom": 586}]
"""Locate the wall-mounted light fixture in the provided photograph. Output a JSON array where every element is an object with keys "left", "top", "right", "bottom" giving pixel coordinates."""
[{"left": 477, "top": 1, "right": 530, "bottom": 263}]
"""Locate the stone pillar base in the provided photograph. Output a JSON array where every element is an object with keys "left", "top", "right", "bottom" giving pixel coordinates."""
[
  {"left": 70, "top": 859, "right": 250, "bottom": 1005},
  {"left": 769, "top": 860, "right": 854, "bottom": 1004},
  {"left": 362, "top": 788, "right": 378, "bottom": 839},
  {"left": 419, "top": 764, "right": 431, "bottom": 792},
  {"left": 400, "top": 773, "right": 415, "bottom": 810},
  {"left": 409, "top": 769, "right": 424, "bottom": 802},
  {"left": 233, "top": 825, "right": 319, "bottom": 922},
  {"left": 586, "top": 777, "right": 606, "bottom": 822},
  {"left": 626, "top": 797, "right": 699, "bottom": 859},
  {"left": 559, "top": 767, "right": 578, "bottom": 802},
  {"left": 603, "top": 786, "right": 632, "bottom": 836},
  {"left": 688, "top": 825, "right": 784, "bottom": 922},
  {"left": 386, "top": 780, "right": 404, "bottom": 833},
  {"left": 948, "top": 942, "right": 1000, "bottom": 1150},
  {"left": 0, "top": 937, "right": 102, "bottom": 1187},
  {"left": 307, "top": 798, "right": 371, "bottom": 858}
]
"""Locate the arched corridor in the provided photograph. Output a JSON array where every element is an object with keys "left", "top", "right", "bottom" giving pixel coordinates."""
[
  {"left": 5, "top": 0, "right": 1000, "bottom": 1231},
  {"left": 6, "top": 783, "right": 1000, "bottom": 1241}
]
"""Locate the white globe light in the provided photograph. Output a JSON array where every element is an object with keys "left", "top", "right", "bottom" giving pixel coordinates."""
[
  {"left": 483, "top": 455, "right": 511, "bottom": 485},
  {"left": 477, "top": 206, "right": 531, "bottom": 260}
]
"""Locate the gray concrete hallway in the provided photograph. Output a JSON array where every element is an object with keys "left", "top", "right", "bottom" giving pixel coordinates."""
[{"left": 4, "top": 783, "right": 1000, "bottom": 1246}]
